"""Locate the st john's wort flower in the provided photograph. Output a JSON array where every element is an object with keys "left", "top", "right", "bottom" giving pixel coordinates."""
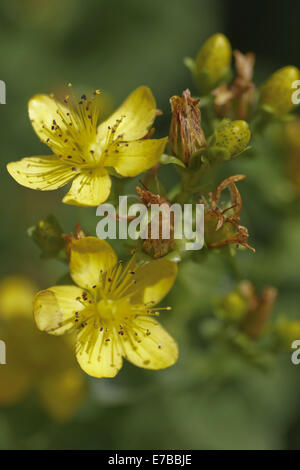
[
  {"left": 7, "top": 86, "right": 167, "bottom": 207},
  {"left": 33, "top": 237, "right": 178, "bottom": 378}
]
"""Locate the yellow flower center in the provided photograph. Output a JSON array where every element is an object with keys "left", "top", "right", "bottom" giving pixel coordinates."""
[
  {"left": 75, "top": 261, "right": 148, "bottom": 325},
  {"left": 71, "top": 260, "right": 168, "bottom": 361},
  {"left": 42, "top": 86, "right": 101, "bottom": 165},
  {"left": 42, "top": 85, "right": 126, "bottom": 171}
]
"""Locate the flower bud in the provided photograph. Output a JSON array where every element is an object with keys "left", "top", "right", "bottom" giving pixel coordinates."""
[
  {"left": 28, "top": 215, "right": 64, "bottom": 258},
  {"left": 215, "top": 291, "right": 248, "bottom": 322},
  {"left": 209, "top": 120, "right": 251, "bottom": 160},
  {"left": 195, "top": 33, "right": 232, "bottom": 95},
  {"left": 241, "top": 285, "right": 277, "bottom": 339},
  {"left": 136, "top": 186, "right": 176, "bottom": 259},
  {"left": 275, "top": 319, "right": 300, "bottom": 349},
  {"left": 169, "top": 89, "right": 206, "bottom": 166},
  {"left": 259, "top": 66, "right": 300, "bottom": 116},
  {"left": 284, "top": 118, "right": 300, "bottom": 194}
]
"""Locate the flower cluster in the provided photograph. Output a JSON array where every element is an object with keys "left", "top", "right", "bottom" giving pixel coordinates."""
[{"left": 6, "top": 33, "right": 300, "bottom": 380}]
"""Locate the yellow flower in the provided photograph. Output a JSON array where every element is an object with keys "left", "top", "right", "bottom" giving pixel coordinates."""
[
  {"left": 34, "top": 237, "right": 178, "bottom": 378},
  {"left": 7, "top": 86, "right": 167, "bottom": 207},
  {"left": 0, "top": 276, "right": 86, "bottom": 421}
]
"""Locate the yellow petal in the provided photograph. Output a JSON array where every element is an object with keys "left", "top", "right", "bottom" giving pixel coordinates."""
[
  {"left": 122, "top": 317, "right": 178, "bottom": 370},
  {"left": 69, "top": 237, "right": 117, "bottom": 290},
  {"left": 97, "top": 86, "right": 156, "bottom": 142},
  {"left": 129, "top": 259, "right": 178, "bottom": 305},
  {"left": 39, "top": 369, "right": 86, "bottom": 421},
  {"left": 34, "top": 285, "right": 85, "bottom": 335},
  {"left": 76, "top": 328, "right": 123, "bottom": 378},
  {"left": 104, "top": 138, "right": 167, "bottom": 177},
  {"left": 28, "top": 94, "right": 70, "bottom": 148},
  {"left": 62, "top": 167, "right": 111, "bottom": 207},
  {"left": 7, "top": 155, "right": 75, "bottom": 190}
]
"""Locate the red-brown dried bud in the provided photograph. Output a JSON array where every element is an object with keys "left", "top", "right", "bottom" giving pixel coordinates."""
[
  {"left": 169, "top": 89, "right": 206, "bottom": 166},
  {"left": 212, "top": 50, "right": 256, "bottom": 120},
  {"left": 62, "top": 222, "right": 87, "bottom": 261},
  {"left": 136, "top": 185, "right": 176, "bottom": 259},
  {"left": 239, "top": 281, "right": 277, "bottom": 339},
  {"left": 216, "top": 280, "right": 277, "bottom": 340},
  {"left": 202, "top": 175, "right": 255, "bottom": 252}
]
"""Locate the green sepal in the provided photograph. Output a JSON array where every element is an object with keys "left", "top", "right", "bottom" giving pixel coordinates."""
[
  {"left": 160, "top": 153, "right": 185, "bottom": 168},
  {"left": 164, "top": 250, "right": 181, "bottom": 263},
  {"left": 183, "top": 56, "right": 197, "bottom": 75},
  {"left": 56, "top": 272, "right": 74, "bottom": 286},
  {"left": 206, "top": 145, "right": 231, "bottom": 163},
  {"left": 259, "top": 105, "right": 294, "bottom": 123},
  {"left": 27, "top": 215, "right": 65, "bottom": 260},
  {"left": 105, "top": 166, "right": 124, "bottom": 178},
  {"left": 195, "top": 66, "right": 232, "bottom": 96}
]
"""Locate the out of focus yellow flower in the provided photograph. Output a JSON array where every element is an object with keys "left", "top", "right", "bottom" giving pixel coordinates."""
[
  {"left": 259, "top": 66, "right": 300, "bottom": 116},
  {"left": 0, "top": 277, "right": 35, "bottom": 318},
  {"left": 34, "top": 237, "right": 178, "bottom": 378},
  {"left": 0, "top": 276, "right": 86, "bottom": 421},
  {"left": 7, "top": 86, "right": 167, "bottom": 207}
]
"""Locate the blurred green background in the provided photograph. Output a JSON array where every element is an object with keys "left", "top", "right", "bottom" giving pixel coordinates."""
[{"left": 1, "top": 0, "right": 300, "bottom": 450}]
